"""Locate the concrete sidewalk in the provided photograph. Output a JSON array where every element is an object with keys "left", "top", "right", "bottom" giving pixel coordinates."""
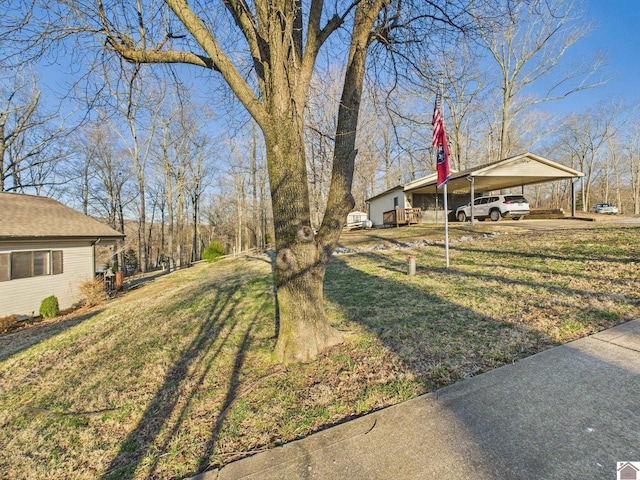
[{"left": 197, "top": 319, "right": 640, "bottom": 480}]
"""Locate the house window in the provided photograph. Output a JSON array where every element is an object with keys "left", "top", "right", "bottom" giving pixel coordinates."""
[
  {"left": 3, "top": 250, "right": 64, "bottom": 281},
  {"left": 33, "top": 251, "right": 50, "bottom": 276},
  {"left": 11, "top": 252, "right": 32, "bottom": 279},
  {"left": 52, "top": 251, "right": 63, "bottom": 275},
  {"left": 0, "top": 254, "right": 9, "bottom": 282}
]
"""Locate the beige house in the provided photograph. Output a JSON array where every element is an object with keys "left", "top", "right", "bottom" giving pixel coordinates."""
[{"left": 0, "top": 192, "right": 124, "bottom": 317}]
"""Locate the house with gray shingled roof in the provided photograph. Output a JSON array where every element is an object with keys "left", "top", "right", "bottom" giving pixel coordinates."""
[{"left": 0, "top": 192, "right": 124, "bottom": 317}]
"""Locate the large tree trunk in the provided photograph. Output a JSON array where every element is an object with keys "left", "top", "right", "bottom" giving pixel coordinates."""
[
  {"left": 274, "top": 260, "right": 342, "bottom": 362},
  {"left": 265, "top": 118, "right": 343, "bottom": 363},
  {"left": 264, "top": 1, "right": 374, "bottom": 363}
]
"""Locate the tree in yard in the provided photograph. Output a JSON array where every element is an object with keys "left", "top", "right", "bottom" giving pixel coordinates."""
[
  {"left": 408, "top": 38, "right": 487, "bottom": 171},
  {"left": 152, "top": 93, "right": 216, "bottom": 265},
  {"left": 247, "top": 124, "right": 269, "bottom": 251},
  {"left": 155, "top": 100, "right": 190, "bottom": 269},
  {"left": 186, "top": 134, "right": 214, "bottom": 263},
  {"left": 305, "top": 71, "right": 340, "bottom": 230},
  {"left": 556, "top": 103, "right": 618, "bottom": 211},
  {"left": 0, "top": 69, "right": 70, "bottom": 194},
  {"left": 438, "top": 46, "right": 485, "bottom": 171},
  {"left": 622, "top": 120, "right": 640, "bottom": 215},
  {"left": 5, "top": 0, "right": 495, "bottom": 362},
  {"left": 211, "top": 124, "right": 269, "bottom": 254},
  {"left": 106, "top": 69, "right": 164, "bottom": 274},
  {"left": 79, "top": 120, "right": 133, "bottom": 269},
  {"left": 226, "top": 144, "right": 250, "bottom": 256},
  {"left": 478, "top": 0, "right": 602, "bottom": 162}
]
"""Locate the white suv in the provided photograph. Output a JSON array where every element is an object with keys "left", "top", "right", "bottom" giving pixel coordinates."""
[
  {"left": 456, "top": 194, "right": 530, "bottom": 222},
  {"left": 590, "top": 203, "right": 618, "bottom": 215}
]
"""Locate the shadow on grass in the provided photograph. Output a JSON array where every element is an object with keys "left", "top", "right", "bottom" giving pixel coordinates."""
[
  {"left": 395, "top": 240, "right": 634, "bottom": 297},
  {"left": 449, "top": 243, "right": 640, "bottom": 265},
  {"left": 340, "top": 233, "right": 412, "bottom": 247},
  {"left": 101, "top": 277, "right": 269, "bottom": 480},
  {"left": 324, "top": 253, "right": 556, "bottom": 391},
  {"left": 325, "top": 241, "right": 639, "bottom": 387},
  {"left": 0, "top": 309, "right": 105, "bottom": 362},
  {"left": 200, "top": 249, "right": 640, "bottom": 479}
]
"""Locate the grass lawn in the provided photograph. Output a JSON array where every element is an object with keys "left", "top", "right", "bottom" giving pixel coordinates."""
[{"left": 1, "top": 223, "right": 639, "bottom": 479}]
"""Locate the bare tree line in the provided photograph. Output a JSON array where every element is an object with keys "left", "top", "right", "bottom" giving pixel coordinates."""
[{"left": 2, "top": 2, "right": 640, "bottom": 254}]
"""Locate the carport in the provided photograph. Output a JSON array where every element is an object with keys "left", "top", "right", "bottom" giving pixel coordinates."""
[{"left": 404, "top": 152, "right": 584, "bottom": 222}]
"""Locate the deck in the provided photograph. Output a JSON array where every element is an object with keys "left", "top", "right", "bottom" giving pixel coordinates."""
[{"left": 382, "top": 207, "right": 422, "bottom": 227}]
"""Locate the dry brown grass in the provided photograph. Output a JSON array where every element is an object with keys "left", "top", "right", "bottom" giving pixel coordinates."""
[{"left": 0, "top": 225, "right": 638, "bottom": 479}]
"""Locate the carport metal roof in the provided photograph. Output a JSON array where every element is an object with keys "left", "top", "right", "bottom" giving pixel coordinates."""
[{"left": 403, "top": 152, "right": 584, "bottom": 195}]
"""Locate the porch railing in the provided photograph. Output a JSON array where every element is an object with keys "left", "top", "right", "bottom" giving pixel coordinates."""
[{"left": 382, "top": 207, "right": 422, "bottom": 227}]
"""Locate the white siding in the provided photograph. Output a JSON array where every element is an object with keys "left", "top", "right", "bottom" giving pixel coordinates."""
[
  {"left": 484, "top": 158, "right": 571, "bottom": 178},
  {"left": 368, "top": 190, "right": 407, "bottom": 227},
  {"left": 0, "top": 241, "right": 95, "bottom": 317}
]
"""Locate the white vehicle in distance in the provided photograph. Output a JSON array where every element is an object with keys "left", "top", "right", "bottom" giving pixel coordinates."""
[
  {"left": 590, "top": 203, "right": 618, "bottom": 215},
  {"left": 456, "top": 194, "right": 530, "bottom": 222}
]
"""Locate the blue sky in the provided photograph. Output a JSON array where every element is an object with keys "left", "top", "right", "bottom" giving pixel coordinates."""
[
  {"left": 29, "top": 0, "right": 640, "bottom": 122},
  {"left": 552, "top": 0, "right": 640, "bottom": 114}
]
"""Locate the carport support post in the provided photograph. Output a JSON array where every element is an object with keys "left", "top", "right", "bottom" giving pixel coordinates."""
[
  {"left": 469, "top": 176, "right": 475, "bottom": 224},
  {"left": 571, "top": 178, "right": 577, "bottom": 217}
]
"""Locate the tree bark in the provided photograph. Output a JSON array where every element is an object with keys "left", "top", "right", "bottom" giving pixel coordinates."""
[
  {"left": 267, "top": 0, "right": 378, "bottom": 363},
  {"left": 274, "top": 258, "right": 342, "bottom": 362},
  {"left": 264, "top": 117, "right": 343, "bottom": 363}
]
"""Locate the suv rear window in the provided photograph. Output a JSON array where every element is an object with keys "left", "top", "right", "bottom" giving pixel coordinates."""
[{"left": 504, "top": 195, "right": 528, "bottom": 203}]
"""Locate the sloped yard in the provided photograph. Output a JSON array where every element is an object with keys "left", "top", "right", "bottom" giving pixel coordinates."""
[{"left": 0, "top": 224, "right": 639, "bottom": 479}]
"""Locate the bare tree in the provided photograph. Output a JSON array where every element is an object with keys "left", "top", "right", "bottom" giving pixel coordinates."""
[
  {"left": 185, "top": 134, "right": 213, "bottom": 262},
  {"left": 623, "top": 123, "right": 640, "bottom": 214},
  {"left": 215, "top": 123, "right": 270, "bottom": 253},
  {"left": 154, "top": 100, "right": 193, "bottom": 269},
  {"left": 248, "top": 124, "right": 268, "bottom": 250},
  {"left": 557, "top": 104, "right": 618, "bottom": 210},
  {"left": 411, "top": 40, "right": 486, "bottom": 170},
  {"left": 441, "top": 51, "right": 485, "bottom": 170},
  {"left": 105, "top": 69, "right": 164, "bottom": 273},
  {"left": 605, "top": 139, "right": 623, "bottom": 214},
  {"left": 479, "top": 0, "right": 602, "bottom": 161},
  {"left": 0, "top": 70, "right": 69, "bottom": 193},
  {"left": 226, "top": 146, "right": 247, "bottom": 255},
  {"left": 81, "top": 121, "right": 132, "bottom": 269},
  {"left": 352, "top": 102, "right": 384, "bottom": 208}
]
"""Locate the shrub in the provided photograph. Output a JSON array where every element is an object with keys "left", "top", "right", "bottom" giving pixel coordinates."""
[
  {"left": 39, "top": 295, "right": 60, "bottom": 319},
  {"left": 78, "top": 279, "right": 108, "bottom": 307},
  {"left": 202, "top": 241, "right": 226, "bottom": 263}
]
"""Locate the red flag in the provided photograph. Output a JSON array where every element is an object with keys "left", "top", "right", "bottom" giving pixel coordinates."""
[{"left": 432, "top": 96, "right": 450, "bottom": 188}]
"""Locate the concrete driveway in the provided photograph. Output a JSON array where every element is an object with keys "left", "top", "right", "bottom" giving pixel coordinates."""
[{"left": 483, "top": 215, "right": 640, "bottom": 232}]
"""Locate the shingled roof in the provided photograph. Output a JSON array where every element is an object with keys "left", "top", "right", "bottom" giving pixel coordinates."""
[{"left": 0, "top": 192, "right": 124, "bottom": 241}]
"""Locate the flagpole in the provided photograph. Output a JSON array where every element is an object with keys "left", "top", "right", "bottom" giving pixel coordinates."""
[
  {"left": 433, "top": 89, "right": 450, "bottom": 269},
  {"left": 444, "top": 182, "right": 449, "bottom": 268}
]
